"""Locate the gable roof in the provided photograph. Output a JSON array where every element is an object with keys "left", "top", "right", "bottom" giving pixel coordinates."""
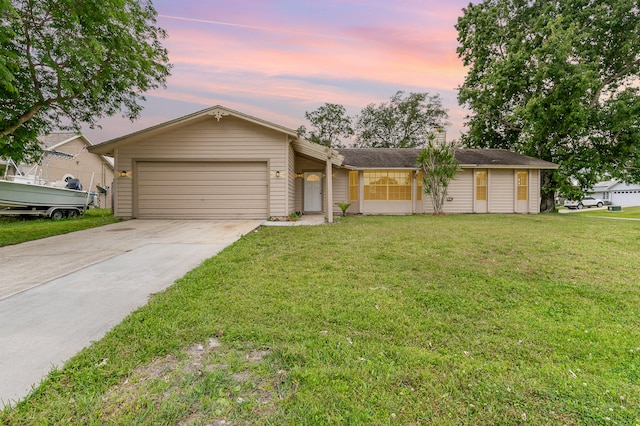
[
  {"left": 36, "top": 133, "right": 114, "bottom": 169},
  {"left": 590, "top": 179, "right": 619, "bottom": 192},
  {"left": 338, "top": 148, "right": 558, "bottom": 169},
  {"left": 38, "top": 132, "right": 82, "bottom": 150},
  {"left": 88, "top": 105, "right": 344, "bottom": 165},
  {"left": 89, "top": 105, "right": 300, "bottom": 156},
  {"left": 609, "top": 181, "right": 640, "bottom": 191},
  {"left": 588, "top": 179, "right": 640, "bottom": 192}
]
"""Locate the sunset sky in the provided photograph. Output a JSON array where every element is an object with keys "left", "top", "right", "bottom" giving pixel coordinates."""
[{"left": 82, "top": 0, "right": 475, "bottom": 144}]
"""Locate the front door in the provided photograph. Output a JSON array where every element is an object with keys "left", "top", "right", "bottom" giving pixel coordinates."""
[{"left": 304, "top": 172, "right": 322, "bottom": 212}]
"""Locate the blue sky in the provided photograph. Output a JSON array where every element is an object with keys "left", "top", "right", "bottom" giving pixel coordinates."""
[{"left": 82, "top": 0, "right": 474, "bottom": 144}]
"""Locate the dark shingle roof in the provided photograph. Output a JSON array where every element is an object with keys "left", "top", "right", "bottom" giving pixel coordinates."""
[{"left": 337, "top": 148, "right": 558, "bottom": 169}]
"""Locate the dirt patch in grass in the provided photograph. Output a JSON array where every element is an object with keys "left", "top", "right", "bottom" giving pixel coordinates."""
[{"left": 99, "top": 338, "right": 282, "bottom": 425}]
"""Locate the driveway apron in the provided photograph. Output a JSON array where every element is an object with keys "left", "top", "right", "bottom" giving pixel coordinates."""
[{"left": 0, "top": 219, "right": 261, "bottom": 406}]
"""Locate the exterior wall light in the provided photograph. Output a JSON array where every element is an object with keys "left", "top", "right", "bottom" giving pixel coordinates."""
[
  {"left": 119, "top": 170, "right": 128, "bottom": 177},
  {"left": 275, "top": 170, "right": 281, "bottom": 178}
]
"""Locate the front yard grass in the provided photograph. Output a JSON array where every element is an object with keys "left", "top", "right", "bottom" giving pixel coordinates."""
[
  {"left": 572, "top": 205, "right": 640, "bottom": 219},
  {"left": 1, "top": 214, "right": 639, "bottom": 424},
  {"left": 0, "top": 208, "right": 120, "bottom": 247}
]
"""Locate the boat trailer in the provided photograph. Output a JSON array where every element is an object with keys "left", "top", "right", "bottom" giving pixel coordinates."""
[{"left": 0, "top": 205, "right": 89, "bottom": 219}]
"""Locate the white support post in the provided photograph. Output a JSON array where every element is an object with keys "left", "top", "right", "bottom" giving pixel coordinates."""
[{"left": 326, "top": 157, "right": 333, "bottom": 223}]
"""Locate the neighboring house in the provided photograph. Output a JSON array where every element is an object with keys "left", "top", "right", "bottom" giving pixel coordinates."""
[
  {"left": 588, "top": 179, "right": 640, "bottom": 206},
  {"left": 88, "top": 106, "right": 558, "bottom": 221},
  {"left": 14, "top": 133, "right": 114, "bottom": 209}
]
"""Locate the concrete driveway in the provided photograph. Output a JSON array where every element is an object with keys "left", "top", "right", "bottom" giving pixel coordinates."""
[
  {"left": 558, "top": 206, "right": 608, "bottom": 213},
  {"left": 0, "top": 219, "right": 262, "bottom": 406}
]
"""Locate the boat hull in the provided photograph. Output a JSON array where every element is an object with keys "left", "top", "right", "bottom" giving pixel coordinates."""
[{"left": 0, "top": 180, "right": 93, "bottom": 209}]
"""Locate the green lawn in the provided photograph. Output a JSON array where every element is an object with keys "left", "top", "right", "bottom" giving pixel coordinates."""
[
  {"left": 0, "top": 208, "right": 120, "bottom": 247},
  {"left": 2, "top": 214, "right": 639, "bottom": 424},
  {"left": 568, "top": 206, "right": 640, "bottom": 219}
]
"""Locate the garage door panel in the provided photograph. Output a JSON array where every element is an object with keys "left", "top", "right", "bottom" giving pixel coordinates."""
[
  {"left": 140, "top": 187, "right": 268, "bottom": 196},
  {"left": 139, "top": 194, "right": 268, "bottom": 201},
  {"left": 141, "top": 179, "right": 267, "bottom": 189},
  {"left": 141, "top": 171, "right": 266, "bottom": 181},
  {"left": 136, "top": 161, "right": 268, "bottom": 219},
  {"left": 147, "top": 182, "right": 268, "bottom": 192}
]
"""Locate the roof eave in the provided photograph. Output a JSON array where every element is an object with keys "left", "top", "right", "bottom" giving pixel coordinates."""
[
  {"left": 292, "top": 138, "right": 344, "bottom": 166},
  {"left": 344, "top": 164, "right": 559, "bottom": 170},
  {"left": 458, "top": 164, "right": 560, "bottom": 169}
]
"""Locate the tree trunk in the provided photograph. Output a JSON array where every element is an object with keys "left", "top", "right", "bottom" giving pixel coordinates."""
[
  {"left": 539, "top": 170, "right": 557, "bottom": 213},
  {"left": 540, "top": 190, "right": 556, "bottom": 212}
]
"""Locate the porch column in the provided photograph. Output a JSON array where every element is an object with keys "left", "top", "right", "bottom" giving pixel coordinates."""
[{"left": 326, "top": 157, "right": 333, "bottom": 223}]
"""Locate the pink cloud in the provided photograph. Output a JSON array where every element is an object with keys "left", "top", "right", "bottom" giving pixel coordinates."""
[{"left": 84, "top": 1, "right": 472, "bottom": 143}]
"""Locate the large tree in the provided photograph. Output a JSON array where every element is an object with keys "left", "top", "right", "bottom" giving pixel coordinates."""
[
  {"left": 297, "top": 103, "right": 353, "bottom": 148},
  {"left": 457, "top": 0, "right": 640, "bottom": 211},
  {"left": 0, "top": 0, "right": 171, "bottom": 162},
  {"left": 355, "top": 91, "right": 449, "bottom": 148}
]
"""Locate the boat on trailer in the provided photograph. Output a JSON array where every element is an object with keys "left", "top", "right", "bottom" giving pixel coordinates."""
[{"left": 0, "top": 155, "right": 98, "bottom": 219}]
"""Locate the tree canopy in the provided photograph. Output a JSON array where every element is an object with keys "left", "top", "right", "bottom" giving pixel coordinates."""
[
  {"left": 297, "top": 103, "right": 353, "bottom": 148},
  {"left": 355, "top": 91, "right": 449, "bottom": 148},
  {"left": 0, "top": 0, "right": 171, "bottom": 162},
  {"left": 456, "top": 0, "right": 640, "bottom": 210}
]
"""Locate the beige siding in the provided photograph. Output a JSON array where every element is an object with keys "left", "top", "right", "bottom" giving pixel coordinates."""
[
  {"left": 529, "top": 169, "right": 540, "bottom": 213},
  {"left": 488, "top": 169, "right": 515, "bottom": 213},
  {"left": 422, "top": 169, "right": 474, "bottom": 214},
  {"left": 363, "top": 200, "right": 413, "bottom": 214},
  {"left": 446, "top": 169, "right": 474, "bottom": 213},
  {"left": 331, "top": 168, "right": 348, "bottom": 215},
  {"left": 115, "top": 115, "right": 287, "bottom": 218}
]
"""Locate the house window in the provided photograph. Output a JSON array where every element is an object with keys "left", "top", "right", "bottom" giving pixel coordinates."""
[
  {"left": 349, "top": 171, "right": 359, "bottom": 201},
  {"left": 476, "top": 171, "right": 487, "bottom": 201},
  {"left": 416, "top": 171, "right": 423, "bottom": 201},
  {"left": 517, "top": 171, "right": 528, "bottom": 201},
  {"left": 363, "top": 170, "right": 412, "bottom": 201}
]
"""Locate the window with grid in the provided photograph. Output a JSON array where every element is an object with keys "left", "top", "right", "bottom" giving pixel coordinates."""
[
  {"left": 476, "top": 171, "right": 487, "bottom": 201},
  {"left": 363, "top": 170, "right": 412, "bottom": 201},
  {"left": 349, "top": 171, "right": 359, "bottom": 201},
  {"left": 416, "top": 171, "right": 423, "bottom": 201},
  {"left": 517, "top": 171, "right": 528, "bottom": 201}
]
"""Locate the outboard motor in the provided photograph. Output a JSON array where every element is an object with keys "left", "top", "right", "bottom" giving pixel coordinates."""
[
  {"left": 88, "top": 192, "right": 100, "bottom": 207},
  {"left": 65, "top": 178, "right": 82, "bottom": 190}
]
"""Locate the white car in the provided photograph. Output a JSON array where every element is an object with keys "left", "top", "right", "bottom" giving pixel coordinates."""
[{"left": 564, "top": 196, "right": 604, "bottom": 209}]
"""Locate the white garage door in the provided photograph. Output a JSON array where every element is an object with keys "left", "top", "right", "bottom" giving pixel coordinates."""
[
  {"left": 612, "top": 191, "right": 640, "bottom": 206},
  {"left": 136, "top": 161, "right": 268, "bottom": 219}
]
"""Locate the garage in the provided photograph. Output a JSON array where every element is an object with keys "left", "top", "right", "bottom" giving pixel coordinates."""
[
  {"left": 612, "top": 190, "right": 640, "bottom": 206},
  {"left": 136, "top": 161, "right": 268, "bottom": 219}
]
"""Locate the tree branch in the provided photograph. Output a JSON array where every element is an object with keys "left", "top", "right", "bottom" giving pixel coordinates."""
[
  {"left": 590, "top": 59, "right": 640, "bottom": 108},
  {"left": 1, "top": 104, "right": 44, "bottom": 137}
]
